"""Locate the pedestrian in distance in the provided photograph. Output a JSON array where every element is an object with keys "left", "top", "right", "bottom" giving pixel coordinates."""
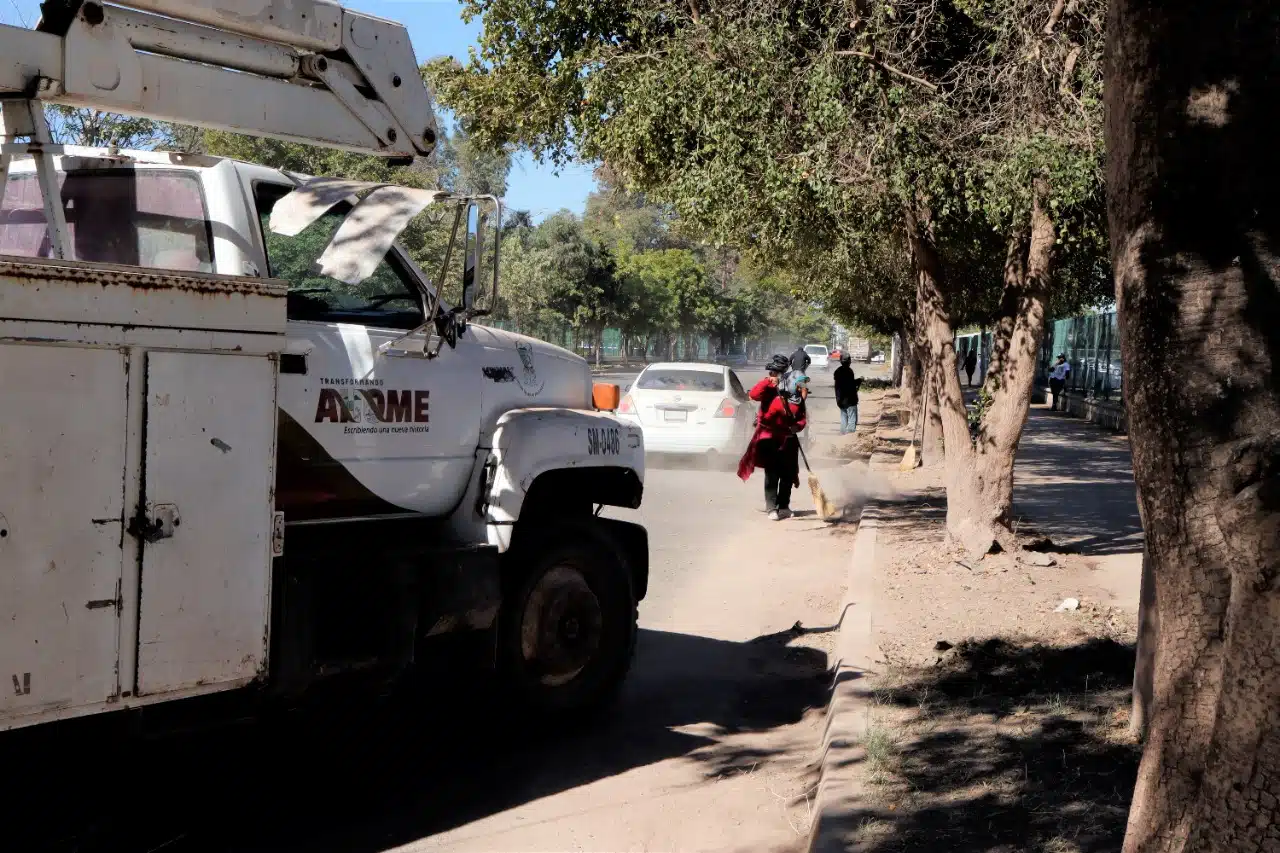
[
  {"left": 1048, "top": 353, "right": 1072, "bottom": 411},
  {"left": 833, "top": 353, "right": 863, "bottom": 435},
  {"left": 738, "top": 354, "right": 808, "bottom": 520},
  {"left": 791, "top": 345, "right": 811, "bottom": 373},
  {"left": 964, "top": 348, "right": 978, "bottom": 387}
]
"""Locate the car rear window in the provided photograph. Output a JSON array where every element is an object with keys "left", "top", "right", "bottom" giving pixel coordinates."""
[
  {"left": 805, "top": 345, "right": 827, "bottom": 355},
  {"left": 0, "top": 169, "right": 213, "bottom": 272},
  {"left": 636, "top": 369, "right": 726, "bottom": 392}
]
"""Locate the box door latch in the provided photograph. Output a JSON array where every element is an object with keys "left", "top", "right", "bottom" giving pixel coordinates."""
[{"left": 128, "top": 503, "right": 180, "bottom": 543}]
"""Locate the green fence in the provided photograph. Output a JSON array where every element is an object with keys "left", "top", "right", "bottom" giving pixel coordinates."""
[
  {"left": 1038, "top": 310, "right": 1122, "bottom": 400},
  {"left": 953, "top": 310, "right": 1122, "bottom": 402}
]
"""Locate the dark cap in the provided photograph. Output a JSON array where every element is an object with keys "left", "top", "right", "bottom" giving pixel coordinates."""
[{"left": 768, "top": 354, "right": 791, "bottom": 372}]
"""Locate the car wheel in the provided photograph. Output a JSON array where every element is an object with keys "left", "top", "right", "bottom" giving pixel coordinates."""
[{"left": 498, "top": 521, "right": 637, "bottom": 720}]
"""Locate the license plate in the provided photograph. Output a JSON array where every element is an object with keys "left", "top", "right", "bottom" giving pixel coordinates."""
[{"left": 663, "top": 409, "right": 688, "bottom": 422}]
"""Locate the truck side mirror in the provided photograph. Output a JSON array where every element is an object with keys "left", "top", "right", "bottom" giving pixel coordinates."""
[
  {"left": 459, "top": 198, "right": 500, "bottom": 319},
  {"left": 462, "top": 202, "right": 480, "bottom": 315}
]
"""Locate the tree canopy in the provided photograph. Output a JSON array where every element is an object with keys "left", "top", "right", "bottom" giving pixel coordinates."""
[{"left": 429, "top": 0, "right": 1107, "bottom": 307}]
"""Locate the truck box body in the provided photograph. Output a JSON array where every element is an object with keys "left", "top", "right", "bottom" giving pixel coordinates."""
[{"left": 0, "top": 255, "right": 287, "bottom": 730}]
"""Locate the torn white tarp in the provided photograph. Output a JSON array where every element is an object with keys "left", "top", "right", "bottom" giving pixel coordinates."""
[
  {"left": 314, "top": 184, "right": 447, "bottom": 285},
  {"left": 268, "top": 176, "right": 381, "bottom": 237}
]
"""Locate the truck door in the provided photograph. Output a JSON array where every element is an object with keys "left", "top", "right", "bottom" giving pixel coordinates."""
[
  {"left": 252, "top": 182, "right": 482, "bottom": 522},
  {"left": 0, "top": 345, "right": 127, "bottom": 718},
  {"left": 133, "top": 351, "right": 279, "bottom": 696}
]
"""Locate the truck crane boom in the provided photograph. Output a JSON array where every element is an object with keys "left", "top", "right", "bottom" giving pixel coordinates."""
[{"left": 0, "top": 0, "right": 438, "bottom": 159}]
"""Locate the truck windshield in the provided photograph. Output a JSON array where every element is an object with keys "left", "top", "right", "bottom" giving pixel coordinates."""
[
  {"left": 255, "top": 184, "right": 425, "bottom": 329},
  {"left": 0, "top": 169, "right": 214, "bottom": 272}
]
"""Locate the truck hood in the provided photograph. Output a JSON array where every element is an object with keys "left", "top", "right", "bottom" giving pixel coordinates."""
[
  {"left": 470, "top": 324, "right": 588, "bottom": 371},
  {"left": 467, "top": 324, "right": 594, "bottom": 417}
]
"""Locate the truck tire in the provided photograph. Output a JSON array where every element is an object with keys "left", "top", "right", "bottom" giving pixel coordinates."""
[{"left": 499, "top": 522, "right": 638, "bottom": 719}]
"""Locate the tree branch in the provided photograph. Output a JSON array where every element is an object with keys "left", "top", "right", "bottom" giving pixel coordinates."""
[
  {"left": 1043, "top": 0, "right": 1068, "bottom": 35},
  {"left": 1060, "top": 45, "right": 1082, "bottom": 93},
  {"left": 687, "top": 0, "right": 701, "bottom": 24},
  {"left": 835, "top": 50, "right": 939, "bottom": 91}
]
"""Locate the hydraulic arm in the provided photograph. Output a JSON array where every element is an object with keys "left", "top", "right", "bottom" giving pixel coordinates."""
[{"left": 0, "top": 0, "right": 438, "bottom": 158}]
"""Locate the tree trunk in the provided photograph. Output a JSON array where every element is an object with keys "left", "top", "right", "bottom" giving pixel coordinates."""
[
  {"left": 892, "top": 329, "right": 906, "bottom": 388},
  {"left": 971, "top": 181, "right": 1056, "bottom": 527},
  {"left": 1109, "top": 1, "right": 1280, "bottom": 849},
  {"left": 901, "top": 334, "right": 924, "bottom": 424},
  {"left": 905, "top": 204, "right": 993, "bottom": 556},
  {"left": 922, "top": 360, "right": 945, "bottom": 466},
  {"left": 594, "top": 325, "right": 603, "bottom": 367},
  {"left": 1131, "top": 542, "right": 1157, "bottom": 742}
]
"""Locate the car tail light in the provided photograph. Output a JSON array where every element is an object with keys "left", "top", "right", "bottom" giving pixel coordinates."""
[
  {"left": 714, "top": 398, "right": 736, "bottom": 418},
  {"left": 618, "top": 394, "right": 636, "bottom": 415}
]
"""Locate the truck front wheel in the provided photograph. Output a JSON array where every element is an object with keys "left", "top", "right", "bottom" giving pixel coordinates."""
[{"left": 499, "top": 523, "right": 638, "bottom": 718}]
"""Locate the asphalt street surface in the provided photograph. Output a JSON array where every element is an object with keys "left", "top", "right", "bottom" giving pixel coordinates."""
[{"left": 1, "top": 360, "right": 887, "bottom": 853}]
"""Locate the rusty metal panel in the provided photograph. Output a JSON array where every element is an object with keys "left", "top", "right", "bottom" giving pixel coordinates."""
[
  {"left": 0, "top": 256, "right": 286, "bottom": 334},
  {"left": 135, "top": 350, "right": 277, "bottom": 696},
  {"left": 0, "top": 344, "right": 126, "bottom": 724}
]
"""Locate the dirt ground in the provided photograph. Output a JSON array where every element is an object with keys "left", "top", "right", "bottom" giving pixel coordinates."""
[{"left": 825, "top": 395, "right": 1143, "bottom": 853}]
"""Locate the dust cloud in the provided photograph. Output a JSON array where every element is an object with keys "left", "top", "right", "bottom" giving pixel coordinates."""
[{"left": 813, "top": 461, "right": 901, "bottom": 521}]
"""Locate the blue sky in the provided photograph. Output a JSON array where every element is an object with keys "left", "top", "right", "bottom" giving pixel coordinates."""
[{"left": 0, "top": 0, "right": 597, "bottom": 219}]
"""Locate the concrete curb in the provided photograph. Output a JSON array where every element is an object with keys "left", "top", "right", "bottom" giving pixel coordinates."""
[
  {"left": 805, "top": 393, "right": 903, "bottom": 852},
  {"left": 806, "top": 507, "right": 880, "bottom": 853}
]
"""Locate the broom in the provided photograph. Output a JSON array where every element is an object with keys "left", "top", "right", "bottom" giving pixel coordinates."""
[
  {"left": 796, "top": 439, "right": 840, "bottom": 521},
  {"left": 899, "top": 382, "right": 927, "bottom": 471}
]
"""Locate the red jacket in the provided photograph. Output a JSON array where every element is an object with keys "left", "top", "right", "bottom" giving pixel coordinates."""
[
  {"left": 748, "top": 378, "right": 807, "bottom": 439},
  {"left": 738, "top": 379, "right": 807, "bottom": 483}
]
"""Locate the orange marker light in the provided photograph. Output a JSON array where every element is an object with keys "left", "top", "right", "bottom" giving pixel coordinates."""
[{"left": 593, "top": 382, "right": 621, "bottom": 411}]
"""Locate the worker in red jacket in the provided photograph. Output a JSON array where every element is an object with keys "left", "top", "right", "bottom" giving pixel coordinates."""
[{"left": 738, "top": 354, "right": 808, "bottom": 519}]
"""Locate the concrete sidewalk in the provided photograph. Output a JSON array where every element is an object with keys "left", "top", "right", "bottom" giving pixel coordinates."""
[
  {"left": 1012, "top": 404, "right": 1144, "bottom": 610},
  {"left": 806, "top": 399, "right": 1145, "bottom": 852}
]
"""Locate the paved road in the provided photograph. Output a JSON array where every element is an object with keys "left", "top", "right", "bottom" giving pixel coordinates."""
[{"left": 1, "top": 363, "right": 887, "bottom": 853}]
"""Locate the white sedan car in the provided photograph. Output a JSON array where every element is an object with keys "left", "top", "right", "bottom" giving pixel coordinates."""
[{"left": 616, "top": 362, "right": 755, "bottom": 456}]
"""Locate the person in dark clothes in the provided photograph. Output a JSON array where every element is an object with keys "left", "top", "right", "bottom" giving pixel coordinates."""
[
  {"left": 1049, "top": 353, "right": 1072, "bottom": 411},
  {"left": 738, "top": 354, "right": 808, "bottom": 520},
  {"left": 964, "top": 348, "right": 978, "bottom": 387},
  {"left": 833, "top": 353, "right": 863, "bottom": 435},
  {"left": 791, "top": 346, "right": 811, "bottom": 373}
]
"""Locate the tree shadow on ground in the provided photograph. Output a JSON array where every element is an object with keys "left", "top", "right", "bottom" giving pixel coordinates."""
[
  {"left": 825, "top": 637, "right": 1141, "bottom": 853},
  {"left": 871, "top": 492, "right": 948, "bottom": 531},
  {"left": 1, "top": 625, "right": 835, "bottom": 853},
  {"left": 884, "top": 399, "right": 1142, "bottom": 557},
  {"left": 1011, "top": 408, "right": 1143, "bottom": 557}
]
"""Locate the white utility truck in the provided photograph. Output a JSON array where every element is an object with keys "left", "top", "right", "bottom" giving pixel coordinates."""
[{"left": 0, "top": 0, "right": 648, "bottom": 733}]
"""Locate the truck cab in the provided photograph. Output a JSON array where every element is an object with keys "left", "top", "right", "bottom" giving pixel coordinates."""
[{"left": 0, "top": 147, "right": 649, "bottom": 729}]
